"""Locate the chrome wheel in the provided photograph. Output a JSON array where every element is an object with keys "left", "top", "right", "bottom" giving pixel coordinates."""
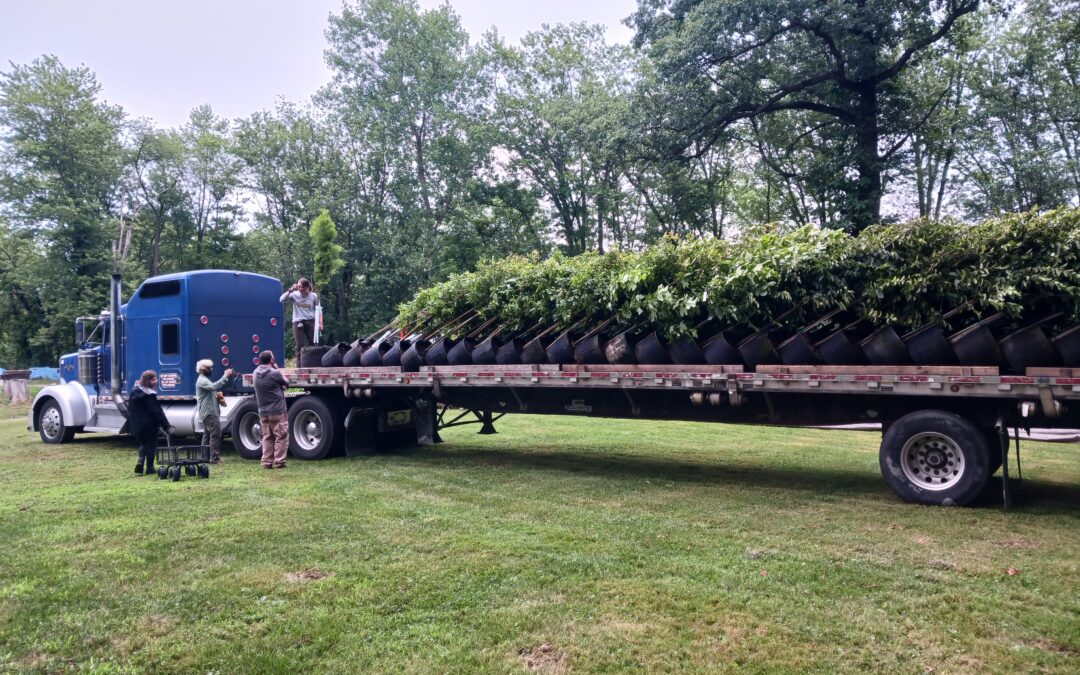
[
  {"left": 900, "top": 432, "right": 965, "bottom": 491},
  {"left": 292, "top": 409, "right": 323, "bottom": 452},
  {"left": 237, "top": 411, "right": 262, "bottom": 454},
  {"left": 40, "top": 406, "right": 62, "bottom": 441}
]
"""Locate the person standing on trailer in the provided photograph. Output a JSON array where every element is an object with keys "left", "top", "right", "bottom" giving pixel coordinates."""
[
  {"left": 253, "top": 350, "right": 290, "bottom": 469},
  {"left": 279, "top": 278, "right": 320, "bottom": 356},
  {"left": 195, "top": 360, "right": 234, "bottom": 464},
  {"left": 128, "top": 370, "right": 174, "bottom": 475}
]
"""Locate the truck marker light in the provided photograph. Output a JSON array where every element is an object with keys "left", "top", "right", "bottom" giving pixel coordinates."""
[
  {"left": 252, "top": 334, "right": 260, "bottom": 343},
  {"left": 270, "top": 318, "right": 278, "bottom": 326},
  {"left": 220, "top": 334, "right": 229, "bottom": 342},
  {"left": 252, "top": 357, "right": 259, "bottom": 366},
  {"left": 221, "top": 346, "right": 229, "bottom": 354},
  {"left": 222, "top": 358, "right": 229, "bottom": 367},
  {"left": 200, "top": 316, "right": 208, "bottom": 325},
  {"left": 252, "top": 345, "right": 260, "bottom": 354}
]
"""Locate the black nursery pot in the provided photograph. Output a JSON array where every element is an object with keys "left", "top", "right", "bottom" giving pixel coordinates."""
[
  {"left": 342, "top": 339, "right": 371, "bottom": 367},
  {"left": 320, "top": 342, "right": 350, "bottom": 368},
  {"left": 496, "top": 337, "right": 527, "bottom": 365},
  {"left": 738, "top": 332, "right": 781, "bottom": 369},
  {"left": 634, "top": 332, "right": 671, "bottom": 365},
  {"left": 574, "top": 334, "right": 607, "bottom": 365},
  {"left": 381, "top": 338, "right": 411, "bottom": 367},
  {"left": 949, "top": 325, "right": 1003, "bottom": 367},
  {"left": 903, "top": 324, "right": 958, "bottom": 366},
  {"left": 400, "top": 339, "right": 431, "bottom": 372},
  {"left": 778, "top": 333, "right": 822, "bottom": 366},
  {"left": 1054, "top": 324, "right": 1080, "bottom": 367},
  {"left": 604, "top": 330, "right": 637, "bottom": 365},
  {"left": 815, "top": 329, "right": 868, "bottom": 365},
  {"left": 520, "top": 335, "right": 551, "bottom": 364},
  {"left": 668, "top": 336, "right": 706, "bottom": 365},
  {"left": 999, "top": 324, "right": 1060, "bottom": 372},
  {"left": 470, "top": 334, "right": 504, "bottom": 365},
  {"left": 447, "top": 337, "right": 477, "bottom": 366},
  {"left": 860, "top": 326, "right": 913, "bottom": 366},
  {"left": 424, "top": 337, "right": 455, "bottom": 366},
  {"left": 702, "top": 332, "right": 742, "bottom": 365},
  {"left": 545, "top": 331, "right": 576, "bottom": 365},
  {"left": 359, "top": 340, "right": 393, "bottom": 367}
]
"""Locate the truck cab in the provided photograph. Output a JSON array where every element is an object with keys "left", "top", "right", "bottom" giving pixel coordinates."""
[{"left": 30, "top": 271, "right": 285, "bottom": 444}]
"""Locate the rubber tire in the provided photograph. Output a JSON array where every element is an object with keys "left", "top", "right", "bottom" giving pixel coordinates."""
[
  {"left": 300, "top": 345, "right": 331, "bottom": 368},
  {"left": 198, "top": 464, "right": 210, "bottom": 479},
  {"left": 185, "top": 464, "right": 196, "bottom": 476},
  {"left": 880, "top": 410, "right": 992, "bottom": 506},
  {"left": 229, "top": 398, "right": 264, "bottom": 460},
  {"left": 158, "top": 466, "right": 168, "bottom": 480},
  {"left": 169, "top": 466, "right": 181, "bottom": 482},
  {"left": 37, "top": 400, "right": 75, "bottom": 444},
  {"left": 286, "top": 395, "right": 339, "bottom": 460}
]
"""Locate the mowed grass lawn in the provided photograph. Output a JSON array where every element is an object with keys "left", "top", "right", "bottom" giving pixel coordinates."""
[{"left": 0, "top": 402, "right": 1078, "bottom": 674}]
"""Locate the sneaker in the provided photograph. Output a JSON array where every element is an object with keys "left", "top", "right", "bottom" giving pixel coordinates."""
[
  {"left": 262, "top": 464, "right": 273, "bottom": 469},
  {"left": 209, "top": 458, "right": 221, "bottom": 465},
  {"left": 135, "top": 463, "right": 144, "bottom": 475},
  {"left": 273, "top": 463, "right": 287, "bottom": 469},
  {"left": 145, "top": 466, "right": 155, "bottom": 476}
]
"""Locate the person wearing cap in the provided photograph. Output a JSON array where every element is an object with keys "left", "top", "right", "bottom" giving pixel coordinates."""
[
  {"left": 280, "top": 277, "right": 321, "bottom": 356},
  {"left": 196, "top": 359, "right": 234, "bottom": 463}
]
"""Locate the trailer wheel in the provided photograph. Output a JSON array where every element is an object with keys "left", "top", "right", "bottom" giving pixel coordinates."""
[
  {"left": 880, "top": 410, "right": 991, "bottom": 506},
  {"left": 287, "top": 396, "right": 338, "bottom": 460},
  {"left": 229, "top": 398, "right": 264, "bottom": 460},
  {"left": 37, "top": 400, "right": 75, "bottom": 444}
]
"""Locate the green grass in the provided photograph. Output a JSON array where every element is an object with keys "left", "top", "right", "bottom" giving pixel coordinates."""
[{"left": 0, "top": 408, "right": 1078, "bottom": 674}]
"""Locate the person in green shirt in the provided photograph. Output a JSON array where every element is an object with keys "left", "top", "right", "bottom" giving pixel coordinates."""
[{"left": 196, "top": 359, "right": 234, "bottom": 463}]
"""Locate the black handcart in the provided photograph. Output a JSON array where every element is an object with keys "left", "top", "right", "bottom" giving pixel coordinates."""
[{"left": 156, "top": 434, "right": 212, "bottom": 481}]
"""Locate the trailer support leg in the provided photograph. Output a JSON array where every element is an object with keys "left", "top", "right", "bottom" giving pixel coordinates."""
[
  {"left": 478, "top": 409, "right": 497, "bottom": 435},
  {"left": 415, "top": 392, "right": 437, "bottom": 446}
]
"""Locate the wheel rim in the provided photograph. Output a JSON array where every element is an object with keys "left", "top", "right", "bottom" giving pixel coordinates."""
[
  {"left": 238, "top": 411, "right": 262, "bottom": 452},
  {"left": 900, "top": 432, "right": 966, "bottom": 491},
  {"left": 292, "top": 410, "right": 323, "bottom": 452},
  {"left": 40, "top": 406, "right": 62, "bottom": 440}
]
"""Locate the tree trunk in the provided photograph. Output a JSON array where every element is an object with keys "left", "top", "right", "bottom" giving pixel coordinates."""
[{"left": 852, "top": 86, "right": 882, "bottom": 232}]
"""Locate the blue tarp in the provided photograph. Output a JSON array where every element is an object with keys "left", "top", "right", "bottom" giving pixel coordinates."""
[{"left": 30, "top": 367, "right": 60, "bottom": 380}]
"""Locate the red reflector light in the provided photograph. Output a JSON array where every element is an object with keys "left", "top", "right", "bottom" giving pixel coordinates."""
[
  {"left": 200, "top": 315, "right": 208, "bottom": 325},
  {"left": 220, "top": 334, "right": 229, "bottom": 343},
  {"left": 252, "top": 357, "right": 259, "bottom": 366},
  {"left": 252, "top": 345, "right": 260, "bottom": 354},
  {"left": 221, "top": 346, "right": 229, "bottom": 355},
  {"left": 221, "top": 358, "right": 229, "bottom": 367},
  {"left": 270, "top": 318, "right": 278, "bottom": 326},
  {"left": 252, "top": 334, "right": 259, "bottom": 343}
]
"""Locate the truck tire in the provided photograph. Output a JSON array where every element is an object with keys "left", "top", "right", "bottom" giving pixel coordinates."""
[
  {"left": 984, "top": 428, "right": 1005, "bottom": 475},
  {"left": 38, "top": 400, "right": 75, "bottom": 444},
  {"left": 229, "top": 398, "right": 264, "bottom": 460},
  {"left": 879, "top": 410, "right": 992, "bottom": 506},
  {"left": 287, "top": 395, "right": 338, "bottom": 460}
]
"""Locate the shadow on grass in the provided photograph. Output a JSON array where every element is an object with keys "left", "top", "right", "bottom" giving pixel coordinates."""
[{"left": 388, "top": 444, "right": 1080, "bottom": 514}]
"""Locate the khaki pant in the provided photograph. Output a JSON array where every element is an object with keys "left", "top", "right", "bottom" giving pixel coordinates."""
[
  {"left": 201, "top": 414, "right": 222, "bottom": 462},
  {"left": 260, "top": 413, "right": 289, "bottom": 467}
]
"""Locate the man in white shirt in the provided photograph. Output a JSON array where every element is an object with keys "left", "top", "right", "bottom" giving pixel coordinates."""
[{"left": 280, "top": 277, "right": 320, "bottom": 354}]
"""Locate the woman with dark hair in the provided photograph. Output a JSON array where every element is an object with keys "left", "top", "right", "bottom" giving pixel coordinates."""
[{"left": 128, "top": 370, "right": 174, "bottom": 475}]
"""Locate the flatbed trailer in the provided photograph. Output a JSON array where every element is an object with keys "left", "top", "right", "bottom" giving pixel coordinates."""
[{"left": 233, "top": 362, "right": 1080, "bottom": 506}]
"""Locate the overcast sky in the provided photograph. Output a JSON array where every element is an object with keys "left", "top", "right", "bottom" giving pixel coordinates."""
[{"left": 0, "top": 0, "right": 638, "bottom": 128}]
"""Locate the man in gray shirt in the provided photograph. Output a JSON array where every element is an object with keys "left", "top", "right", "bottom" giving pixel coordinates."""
[
  {"left": 253, "top": 350, "right": 290, "bottom": 469},
  {"left": 196, "top": 359, "right": 234, "bottom": 463}
]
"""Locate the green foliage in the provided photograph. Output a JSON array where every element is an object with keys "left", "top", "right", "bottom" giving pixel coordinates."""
[
  {"left": 399, "top": 209, "right": 1080, "bottom": 340},
  {"left": 309, "top": 209, "right": 345, "bottom": 290}
]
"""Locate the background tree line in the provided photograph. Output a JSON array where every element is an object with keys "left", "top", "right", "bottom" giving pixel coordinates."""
[{"left": 1, "top": 0, "right": 1076, "bottom": 365}]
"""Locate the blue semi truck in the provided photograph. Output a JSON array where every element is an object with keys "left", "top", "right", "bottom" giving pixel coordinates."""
[{"left": 28, "top": 270, "right": 1080, "bottom": 506}]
